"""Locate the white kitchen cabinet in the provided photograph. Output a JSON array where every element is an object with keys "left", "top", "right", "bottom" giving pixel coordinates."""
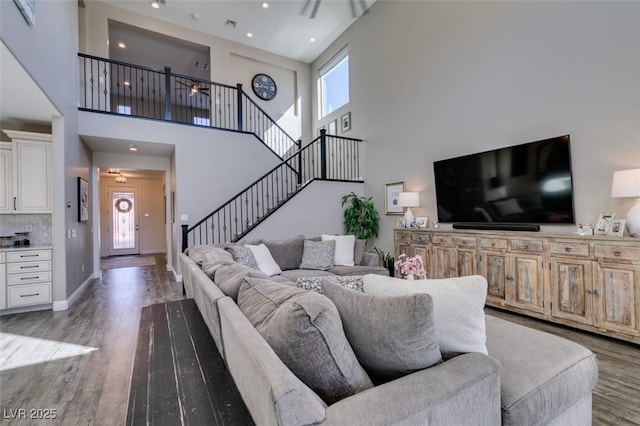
[
  {"left": 0, "top": 143, "right": 11, "bottom": 213},
  {"left": 1, "top": 130, "right": 52, "bottom": 213}
]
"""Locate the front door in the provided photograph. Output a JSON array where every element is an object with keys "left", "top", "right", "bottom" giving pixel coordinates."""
[{"left": 107, "top": 186, "right": 140, "bottom": 256}]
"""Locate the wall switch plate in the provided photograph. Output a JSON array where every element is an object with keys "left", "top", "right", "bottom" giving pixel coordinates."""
[{"left": 71, "top": 229, "right": 76, "bottom": 238}]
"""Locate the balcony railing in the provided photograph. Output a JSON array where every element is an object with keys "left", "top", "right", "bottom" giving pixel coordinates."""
[{"left": 78, "top": 53, "right": 298, "bottom": 158}]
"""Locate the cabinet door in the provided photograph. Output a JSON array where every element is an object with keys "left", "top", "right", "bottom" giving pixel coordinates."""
[
  {"left": 0, "top": 143, "right": 11, "bottom": 213},
  {"left": 431, "top": 246, "right": 456, "bottom": 279},
  {"left": 481, "top": 250, "right": 508, "bottom": 307},
  {"left": 456, "top": 247, "right": 477, "bottom": 277},
  {"left": 550, "top": 258, "right": 593, "bottom": 325},
  {"left": 0, "top": 261, "right": 6, "bottom": 309},
  {"left": 509, "top": 254, "right": 545, "bottom": 314},
  {"left": 14, "top": 140, "right": 52, "bottom": 212},
  {"left": 596, "top": 262, "right": 639, "bottom": 336},
  {"left": 413, "top": 244, "right": 430, "bottom": 278}
]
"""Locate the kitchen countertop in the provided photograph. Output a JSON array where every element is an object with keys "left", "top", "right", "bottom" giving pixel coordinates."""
[{"left": 0, "top": 245, "right": 53, "bottom": 252}]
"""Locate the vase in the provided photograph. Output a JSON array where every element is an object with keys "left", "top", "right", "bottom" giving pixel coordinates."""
[{"left": 405, "top": 274, "right": 414, "bottom": 280}]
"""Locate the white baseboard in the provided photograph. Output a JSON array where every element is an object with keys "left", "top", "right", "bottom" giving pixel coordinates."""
[
  {"left": 140, "top": 249, "right": 166, "bottom": 255},
  {"left": 166, "top": 264, "right": 182, "bottom": 282},
  {"left": 52, "top": 271, "right": 99, "bottom": 311}
]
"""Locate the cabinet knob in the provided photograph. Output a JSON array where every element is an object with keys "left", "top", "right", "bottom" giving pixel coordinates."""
[
  {"left": 565, "top": 247, "right": 572, "bottom": 253},
  {"left": 506, "top": 275, "right": 514, "bottom": 281},
  {"left": 523, "top": 244, "right": 529, "bottom": 249},
  {"left": 593, "top": 289, "right": 599, "bottom": 296},
  {"left": 613, "top": 250, "right": 621, "bottom": 257},
  {"left": 586, "top": 289, "right": 592, "bottom": 294}
]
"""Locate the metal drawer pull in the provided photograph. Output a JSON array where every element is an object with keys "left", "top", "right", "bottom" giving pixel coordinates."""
[
  {"left": 20, "top": 265, "right": 40, "bottom": 269},
  {"left": 613, "top": 250, "right": 621, "bottom": 256},
  {"left": 20, "top": 254, "right": 40, "bottom": 258},
  {"left": 586, "top": 289, "right": 592, "bottom": 294},
  {"left": 21, "top": 293, "right": 40, "bottom": 298},
  {"left": 523, "top": 244, "right": 529, "bottom": 249},
  {"left": 593, "top": 289, "right": 599, "bottom": 296},
  {"left": 20, "top": 276, "right": 40, "bottom": 281},
  {"left": 506, "top": 275, "right": 514, "bottom": 281},
  {"left": 565, "top": 247, "right": 572, "bottom": 252}
]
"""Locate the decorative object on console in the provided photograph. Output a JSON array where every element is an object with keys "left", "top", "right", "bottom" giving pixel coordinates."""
[
  {"left": 611, "top": 168, "right": 640, "bottom": 237},
  {"left": 394, "top": 253, "right": 425, "bottom": 280},
  {"left": 594, "top": 213, "right": 615, "bottom": 235},
  {"left": 398, "top": 192, "right": 420, "bottom": 227},
  {"left": 385, "top": 182, "right": 404, "bottom": 215},
  {"left": 416, "top": 216, "right": 428, "bottom": 228},
  {"left": 608, "top": 219, "right": 626, "bottom": 237}
]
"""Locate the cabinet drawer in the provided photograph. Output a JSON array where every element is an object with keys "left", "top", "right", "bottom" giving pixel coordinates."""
[
  {"left": 7, "top": 260, "right": 51, "bottom": 274},
  {"left": 411, "top": 233, "right": 429, "bottom": 244},
  {"left": 431, "top": 235, "right": 452, "bottom": 245},
  {"left": 396, "top": 232, "right": 412, "bottom": 242},
  {"left": 454, "top": 236, "right": 476, "bottom": 247},
  {"left": 595, "top": 245, "right": 640, "bottom": 261},
  {"left": 510, "top": 239, "right": 543, "bottom": 253},
  {"left": 550, "top": 242, "right": 590, "bottom": 257},
  {"left": 7, "top": 249, "right": 51, "bottom": 262},
  {"left": 480, "top": 238, "right": 508, "bottom": 250},
  {"left": 7, "top": 271, "right": 52, "bottom": 286},
  {"left": 8, "top": 283, "right": 51, "bottom": 307}
]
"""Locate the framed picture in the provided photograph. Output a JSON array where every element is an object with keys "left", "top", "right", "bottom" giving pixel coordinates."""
[
  {"left": 416, "top": 216, "right": 428, "bottom": 228},
  {"left": 341, "top": 112, "right": 351, "bottom": 133},
  {"left": 328, "top": 119, "right": 337, "bottom": 135},
  {"left": 396, "top": 217, "right": 406, "bottom": 228},
  {"left": 385, "top": 181, "right": 404, "bottom": 215},
  {"left": 78, "top": 177, "right": 89, "bottom": 222},
  {"left": 595, "top": 213, "right": 615, "bottom": 235},
  {"left": 608, "top": 219, "right": 625, "bottom": 237}
]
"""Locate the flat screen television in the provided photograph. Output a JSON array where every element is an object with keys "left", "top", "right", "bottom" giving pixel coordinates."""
[{"left": 433, "top": 135, "right": 575, "bottom": 225}]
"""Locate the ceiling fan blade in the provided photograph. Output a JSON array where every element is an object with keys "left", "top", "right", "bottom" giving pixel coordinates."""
[{"left": 310, "top": 0, "right": 321, "bottom": 19}]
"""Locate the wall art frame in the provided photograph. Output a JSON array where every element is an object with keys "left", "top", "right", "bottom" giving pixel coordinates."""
[
  {"left": 78, "top": 177, "right": 89, "bottom": 222},
  {"left": 385, "top": 181, "right": 404, "bottom": 215}
]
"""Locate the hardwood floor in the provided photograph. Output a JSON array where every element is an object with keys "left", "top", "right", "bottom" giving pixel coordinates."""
[{"left": 0, "top": 256, "right": 638, "bottom": 425}]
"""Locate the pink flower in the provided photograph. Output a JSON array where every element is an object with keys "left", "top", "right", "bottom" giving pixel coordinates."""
[{"left": 394, "top": 254, "right": 426, "bottom": 279}]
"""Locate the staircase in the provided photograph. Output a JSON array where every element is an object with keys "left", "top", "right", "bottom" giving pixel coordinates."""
[{"left": 77, "top": 53, "right": 364, "bottom": 250}]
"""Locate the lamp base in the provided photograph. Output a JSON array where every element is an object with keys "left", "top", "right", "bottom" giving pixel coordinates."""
[
  {"left": 404, "top": 208, "right": 415, "bottom": 228},
  {"left": 626, "top": 198, "right": 640, "bottom": 237}
]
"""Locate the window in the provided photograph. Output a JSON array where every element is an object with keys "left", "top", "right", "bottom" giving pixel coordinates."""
[
  {"left": 116, "top": 105, "right": 131, "bottom": 115},
  {"left": 193, "top": 117, "right": 210, "bottom": 126},
  {"left": 318, "top": 47, "right": 349, "bottom": 118}
]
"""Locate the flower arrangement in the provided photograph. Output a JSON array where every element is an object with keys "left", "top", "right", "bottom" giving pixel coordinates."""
[{"left": 394, "top": 254, "right": 426, "bottom": 279}]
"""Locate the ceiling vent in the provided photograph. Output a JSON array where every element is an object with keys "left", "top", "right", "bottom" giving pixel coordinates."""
[{"left": 225, "top": 19, "right": 237, "bottom": 28}]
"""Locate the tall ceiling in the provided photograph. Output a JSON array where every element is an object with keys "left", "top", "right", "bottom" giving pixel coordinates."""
[{"left": 103, "top": 0, "right": 374, "bottom": 64}]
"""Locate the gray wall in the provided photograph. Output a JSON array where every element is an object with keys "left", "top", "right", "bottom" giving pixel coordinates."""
[{"left": 312, "top": 1, "right": 640, "bottom": 252}]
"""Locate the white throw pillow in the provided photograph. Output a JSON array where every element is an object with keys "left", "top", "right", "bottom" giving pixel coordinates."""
[
  {"left": 362, "top": 274, "right": 488, "bottom": 355},
  {"left": 246, "top": 244, "right": 282, "bottom": 277},
  {"left": 321, "top": 234, "right": 355, "bottom": 266}
]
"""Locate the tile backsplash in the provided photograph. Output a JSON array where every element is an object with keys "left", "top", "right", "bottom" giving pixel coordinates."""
[{"left": 0, "top": 214, "right": 52, "bottom": 245}]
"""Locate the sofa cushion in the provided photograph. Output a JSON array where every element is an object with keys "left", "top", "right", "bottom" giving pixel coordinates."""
[
  {"left": 247, "top": 244, "right": 282, "bottom": 276},
  {"left": 363, "top": 274, "right": 488, "bottom": 355},
  {"left": 322, "top": 281, "right": 442, "bottom": 380},
  {"left": 237, "top": 277, "right": 374, "bottom": 404},
  {"left": 322, "top": 234, "right": 356, "bottom": 266},
  {"left": 485, "top": 315, "right": 598, "bottom": 426},
  {"left": 299, "top": 239, "right": 335, "bottom": 270},
  {"left": 187, "top": 244, "right": 234, "bottom": 266},
  {"left": 296, "top": 275, "right": 364, "bottom": 294},
  {"left": 354, "top": 239, "right": 366, "bottom": 265},
  {"left": 328, "top": 265, "right": 390, "bottom": 276},
  {"left": 279, "top": 269, "right": 335, "bottom": 281},
  {"left": 227, "top": 245, "right": 258, "bottom": 270},
  {"left": 213, "top": 263, "right": 270, "bottom": 301},
  {"left": 262, "top": 235, "right": 305, "bottom": 270}
]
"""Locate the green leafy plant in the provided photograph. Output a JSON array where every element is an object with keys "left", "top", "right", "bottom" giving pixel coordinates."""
[
  {"left": 373, "top": 246, "right": 393, "bottom": 267},
  {"left": 341, "top": 192, "right": 380, "bottom": 241}
]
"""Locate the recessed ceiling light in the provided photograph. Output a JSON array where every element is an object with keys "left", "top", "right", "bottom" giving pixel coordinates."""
[
  {"left": 309, "top": 37, "right": 316, "bottom": 43},
  {"left": 261, "top": 2, "right": 269, "bottom": 9},
  {"left": 128, "top": 145, "right": 138, "bottom": 152},
  {"left": 246, "top": 32, "right": 253, "bottom": 38},
  {"left": 117, "top": 42, "right": 126, "bottom": 49},
  {"left": 150, "top": 1, "right": 160, "bottom": 9}
]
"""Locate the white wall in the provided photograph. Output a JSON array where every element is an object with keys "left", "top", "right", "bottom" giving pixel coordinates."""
[{"left": 312, "top": 1, "right": 640, "bottom": 252}]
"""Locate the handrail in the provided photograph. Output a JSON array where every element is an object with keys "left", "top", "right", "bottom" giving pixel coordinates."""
[
  {"left": 77, "top": 53, "right": 297, "bottom": 159},
  {"left": 182, "top": 130, "right": 363, "bottom": 250}
]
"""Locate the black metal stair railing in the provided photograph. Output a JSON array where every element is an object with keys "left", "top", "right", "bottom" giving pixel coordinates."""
[
  {"left": 181, "top": 130, "right": 363, "bottom": 251},
  {"left": 78, "top": 53, "right": 297, "bottom": 159}
]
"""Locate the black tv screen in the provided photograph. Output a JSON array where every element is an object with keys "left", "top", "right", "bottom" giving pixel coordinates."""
[{"left": 433, "top": 135, "right": 575, "bottom": 224}]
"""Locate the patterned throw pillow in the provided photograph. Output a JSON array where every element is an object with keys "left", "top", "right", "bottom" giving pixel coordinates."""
[
  {"left": 227, "top": 245, "right": 259, "bottom": 270},
  {"left": 299, "top": 240, "right": 336, "bottom": 270},
  {"left": 296, "top": 275, "right": 364, "bottom": 294}
]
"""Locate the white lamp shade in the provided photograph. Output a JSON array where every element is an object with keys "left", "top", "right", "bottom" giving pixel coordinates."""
[
  {"left": 611, "top": 169, "right": 640, "bottom": 198},
  {"left": 398, "top": 192, "right": 420, "bottom": 208}
]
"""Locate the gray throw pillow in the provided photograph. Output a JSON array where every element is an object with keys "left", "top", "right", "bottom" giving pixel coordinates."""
[
  {"left": 227, "top": 245, "right": 258, "bottom": 270},
  {"left": 187, "top": 244, "right": 234, "bottom": 266},
  {"left": 262, "top": 235, "right": 305, "bottom": 270},
  {"left": 321, "top": 281, "right": 442, "bottom": 380},
  {"left": 237, "top": 277, "right": 373, "bottom": 404},
  {"left": 297, "top": 275, "right": 364, "bottom": 294},
  {"left": 299, "top": 240, "right": 335, "bottom": 270},
  {"left": 354, "top": 239, "right": 366, "bottom": 265},
  {"left": 212, "top": 263, "right": 269, "bottom": 300}
]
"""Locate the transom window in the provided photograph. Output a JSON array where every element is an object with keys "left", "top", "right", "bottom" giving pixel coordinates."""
[{"left": 318, "top": 47, "right": 349, "bottom": 119}]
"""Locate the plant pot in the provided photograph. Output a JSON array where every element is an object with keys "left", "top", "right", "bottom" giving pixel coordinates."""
[{"left": 386, "top": 259, "right": 395, "bottom": 277}]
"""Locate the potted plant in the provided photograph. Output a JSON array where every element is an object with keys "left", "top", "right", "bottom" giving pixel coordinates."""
[
  {"left": 373, "top": 246, "right": 395, "bottom": 277},
  {"left": 341, "top": 192, "right": 380, "bottom": 242}
]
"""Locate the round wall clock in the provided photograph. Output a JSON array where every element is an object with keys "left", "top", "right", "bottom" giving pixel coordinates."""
[{"left": 251, "top": 73, "right": 277, "bottom": 101}]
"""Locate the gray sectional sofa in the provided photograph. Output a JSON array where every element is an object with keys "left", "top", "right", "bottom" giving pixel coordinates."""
[{"left": 178, "top": 236, "right": 598, "bottom": 426}]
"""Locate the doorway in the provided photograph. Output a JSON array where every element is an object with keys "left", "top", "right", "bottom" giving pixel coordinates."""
[{"left": 107, "top": 186, "right": 140, "bottom": 256}]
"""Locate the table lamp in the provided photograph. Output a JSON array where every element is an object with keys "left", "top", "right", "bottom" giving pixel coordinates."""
[
  {"left": 399, "top": 192, "right": 420, "bottom": 227},
  {"left": 611, "top": 168, "right": 640, "bottom": 237}
]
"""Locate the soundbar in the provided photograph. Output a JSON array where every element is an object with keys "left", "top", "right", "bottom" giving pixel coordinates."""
[{"left": 452, "top": 222, "right": 540, "bottom": 232}]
